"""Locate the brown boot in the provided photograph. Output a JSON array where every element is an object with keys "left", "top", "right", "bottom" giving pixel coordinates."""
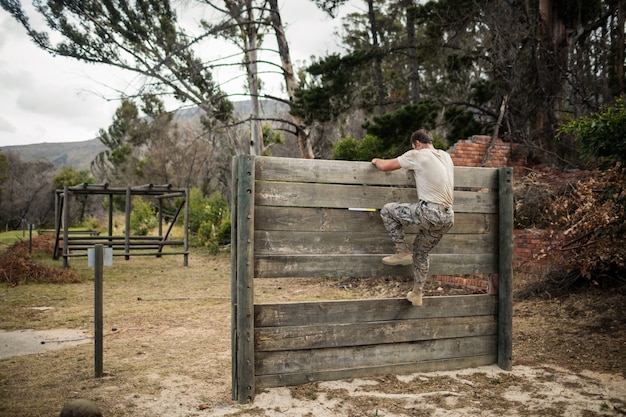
[
  {"left": 382, "top": 242, "right": 412, "bottom": 266},
  {"left": 407, "top": 286, "right": 423, "bottom": 307}
]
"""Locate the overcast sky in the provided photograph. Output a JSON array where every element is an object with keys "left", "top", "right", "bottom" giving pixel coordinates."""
[{"left": 0, "top": 1, "right": 361, "bottom": 147}]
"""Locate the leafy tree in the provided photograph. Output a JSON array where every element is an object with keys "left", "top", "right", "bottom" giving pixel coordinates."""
[
  {"left": 93, "top": 98, "right": 151, "bottom": 183},
  {"left": 297, "top": 0, "right": 625, "bottom": 165},
  {"left": 0, "top": 0, "right": 344, "bottom": 158},
  {"left": 92, "top": 95, "right": 214, "bottom": 190},
  {"left": 331, "top": 101, "right": 440, "bottom": 161},
  {"left": 292, "top": 50, "right": 380, "bottom": 125},
  {"left": 0, "top": 0, "right": 233, "bottom": 121},
  {"left": 557, "top": 98, "right": 626, "bottom": 170}
]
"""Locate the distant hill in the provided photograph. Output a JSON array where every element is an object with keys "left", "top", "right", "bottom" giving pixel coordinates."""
[
  {"left": 2, "top": 138, "right": 106, "bottom": 171},
  {"left": 1, "top": 100, "right": 292, "bottom": 171}
]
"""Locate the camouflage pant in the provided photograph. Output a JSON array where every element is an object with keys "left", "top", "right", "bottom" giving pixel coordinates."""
[{"left": 380, "top": 201, "right": 454, "bottom": 287}]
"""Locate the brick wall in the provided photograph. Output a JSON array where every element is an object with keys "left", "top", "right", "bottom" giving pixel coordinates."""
[
  {"left": 429, "top": 136, "right": 547, "bottom": 290},
  {"left": 447, "top": 134, "right": 525, "bottom": 171}
]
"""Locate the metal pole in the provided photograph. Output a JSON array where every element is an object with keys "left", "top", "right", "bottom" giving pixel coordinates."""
[{"left": 94, "top": 244, "right": 104, "bottom": 377}]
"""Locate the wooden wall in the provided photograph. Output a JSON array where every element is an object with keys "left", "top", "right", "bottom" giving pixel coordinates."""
[{"left": 231, "top": 155, "right": 513, "bottom": 404}]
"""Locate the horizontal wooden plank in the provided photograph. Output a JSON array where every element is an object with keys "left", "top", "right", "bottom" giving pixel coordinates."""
[
  {"left": 255, "top": 354, "right": 497, "bottom": 389},
  {"left": 254, "top": 253, "right": 498, "bottom": 278},
  {"left": 254, "top": 156, "right": 499, "bottom": 189},
  {"left": 255, "top": 295, "right": 497, "bottom": 327},
  {"left": 255, "top": 182, "right": 497, "bottom": 213},
  {"left": 255, "top": 156, "right": 414, "bottom": 186},
  {"left": 254, "top": 230, "right": 496, "bottom": 255},
  {"left": 255, "top": 335, "right": 497, "bottom": 376},
  {"left": 255, "top": 206, "right": 498, "bottom": 234},
  {"left": 256, "top": 315, "right": 497, "bottom": 351}
]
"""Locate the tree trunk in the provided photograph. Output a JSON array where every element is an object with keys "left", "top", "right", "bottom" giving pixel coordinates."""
[
  {"left": 535, "top": 0, "right": 569, "bottom": 152},
  {"left": 268, "top": 0, "right": 314, "bottom": 158},
  {"left": 243, "top": 0, "right": 263, "bottom": 156},
  {"left": 367, "top": 0, "right": 386, "bottom": 112},
  {"left": 405, "top": 3, "right": 420, "bottom": 103},
  {"left": 617, "top": 0, "right": 625, "bottom": 97}
]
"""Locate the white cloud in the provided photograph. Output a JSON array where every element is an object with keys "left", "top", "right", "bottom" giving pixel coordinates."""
[
  {"left": 0, "top": 115, "right": 16, "bottom": 133},
  {"left": 0, "top": 0, "right": 360, "bottom": 146}
]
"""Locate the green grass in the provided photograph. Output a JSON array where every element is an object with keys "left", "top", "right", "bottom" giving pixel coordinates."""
[{"left": 0, "top": 229, "right": 31, "bottom": 248}]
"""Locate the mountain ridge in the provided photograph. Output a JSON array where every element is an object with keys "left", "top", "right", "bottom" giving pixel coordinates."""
[
  {"left": 2, "top": 138, "right": 106, "bottom": 171},
  {"left": 1, "top": 100, "right": 290, "bottom": 171}
]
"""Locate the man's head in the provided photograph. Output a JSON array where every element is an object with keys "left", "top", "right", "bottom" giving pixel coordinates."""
[{"left": 410, "top": 129, "right": 433, "bottom": 148}]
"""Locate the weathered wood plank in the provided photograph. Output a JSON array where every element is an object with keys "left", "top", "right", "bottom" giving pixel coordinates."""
[
  {"left": 255, "top": 182, "right": 497, "bottom": 213},
  {"left": 230, "top": 155, "right": 238, "bottom": 400},
  {"left": 498, "top": 168, "right": 514, "bottom": 371},
  {"left": 256, "top": 354, "right": 497, "bottom": 389},
  {"left": 256, "top": 315, "right": 497, "bottom": 351},
  {"left": 255, "top": 335, "right": 497, "bottom": 375},
  {"left": 255, "top": 295, "right": 498, "bottom": 327},
  {"left": 254, "top": 253, "right": 498, "bottom": 278},
  {"left": 233, "top": 155, "right": 256, "bottom": 404},
  {"left": 255, "top": 206, "right": 498, "bottom": 234},
  {"left": 254, "top": 230, "right": 497, "bottom": 255},
  {"left": 253, "top": 156, "right": 499, "bottom": 189}
]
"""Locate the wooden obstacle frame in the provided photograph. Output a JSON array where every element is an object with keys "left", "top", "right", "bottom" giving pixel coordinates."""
[
  {"left": 54, "top": 183, "right": 189, "bottom": 267},
  {"left": 231, "top": 155, "right": 513, "bottom": 404}
]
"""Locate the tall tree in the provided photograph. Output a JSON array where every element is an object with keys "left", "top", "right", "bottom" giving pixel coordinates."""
[
  {"left": 1, "top": 0, "right": 234, "bottom": 120},
  {"left": 200, "top": 0, "right": 266, "bottom": 156},
  {"left": 295, "top": 0, "right": 625, "bottom": 165},
  {"left": 0, "top": 151, "right": 56, "bottom": 228},
  {"left": 93, "top": 95, "right": 214, "bottom": 188},
  {"left": 268, "top": 0, "right": 314, "bottom": 158}
]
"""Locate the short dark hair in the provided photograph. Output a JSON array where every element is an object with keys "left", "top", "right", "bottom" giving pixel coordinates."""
[{"left": 410, "top": 129, "right": 433, "bottom": 145}]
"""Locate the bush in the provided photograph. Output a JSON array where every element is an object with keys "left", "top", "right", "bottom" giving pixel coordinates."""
[
  {"left": 130, "top": 197, "right": 157, "bottom": 236},
  {"left": 186, "top": 188, "right": 231, "bottom": 251}
]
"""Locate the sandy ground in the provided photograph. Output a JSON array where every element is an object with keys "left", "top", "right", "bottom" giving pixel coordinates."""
[
  {"left": 0, "top": 328, "right": 90, "bottom": 360},
  {"left": 119, "top": 364, "right": 626, "bottom": 417},
  {"left": 2, "top": 329, "right": 624, "bottom": 417}
]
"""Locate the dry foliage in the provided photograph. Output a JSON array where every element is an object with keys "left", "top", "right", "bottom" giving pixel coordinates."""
[
  {"left": 515, "top": 165, "right": 626, "bottom": 297},
  {"left": 0, "top": 235, "right": 80, "bottom": 286}
]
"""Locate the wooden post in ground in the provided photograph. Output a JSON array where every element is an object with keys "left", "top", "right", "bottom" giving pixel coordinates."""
[
  {"left": 498, "top": 167, "right": 514, "bottom": 370},
  {"left": 232, "top": 155, "right": 256, "bottom": 404},
  {"left": 94, "top": 244, "right": 104, "bottom": 378}
]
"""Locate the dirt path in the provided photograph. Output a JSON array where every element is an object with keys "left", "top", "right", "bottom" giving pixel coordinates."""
[{"left": 1, "top": 252, "right": 625, "bottom": 416}]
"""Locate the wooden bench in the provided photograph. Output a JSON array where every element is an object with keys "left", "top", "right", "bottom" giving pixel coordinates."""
[
  {"left": 39, "top": 229, "right": 100, "bottom": 236},
  {"left": 230, "top": 155, "right": 513, "bottom": 404}
]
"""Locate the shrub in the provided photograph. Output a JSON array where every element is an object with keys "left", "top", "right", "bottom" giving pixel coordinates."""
[{"left": 130, "top": 197, "right": 157, "bottom": 236}]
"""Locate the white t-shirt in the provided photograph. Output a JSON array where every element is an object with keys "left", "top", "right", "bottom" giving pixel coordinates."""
[{"left": 397, "top": 148, "right": 454, "bottom": 207}]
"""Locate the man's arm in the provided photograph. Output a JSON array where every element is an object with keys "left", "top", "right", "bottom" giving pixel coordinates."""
[{"left": 371, "top": 157, "right": 401, "bottom": 172}]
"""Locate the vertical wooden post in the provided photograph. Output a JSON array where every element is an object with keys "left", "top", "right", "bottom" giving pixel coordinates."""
[
  {"left": 498, "top": 167, "right": 514, "bottom": 370},
  {"left": 183, "top": 188, "right": 189, "bottom": 267},
  {"left": 233, "top": 155, "right": 256, "bottom": 404},
  {"left": 62, "top": 186, "right": 70, "bottom": 268},
  {"left": 230, "top": 156, "right": 239, "bottom": 401},
  {"left": 125, "top": 188, "right": 131, "bottom": 261},
  {"left": 108, "top": 194, "right": 114, "bottom": 249},
  {"left": 94, "top": 244, "right": 104, "bottom": 378},
  {"left": 53, "top": 191, "right": 61, "bottom": 260}
]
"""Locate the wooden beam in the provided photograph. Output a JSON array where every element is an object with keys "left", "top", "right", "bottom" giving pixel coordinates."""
[
  {"left": 234, "top": 155, "right": 256, "bottom": 404},
  {"left": 498, "top": 168, "right": 514, "bottom": 370}
]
